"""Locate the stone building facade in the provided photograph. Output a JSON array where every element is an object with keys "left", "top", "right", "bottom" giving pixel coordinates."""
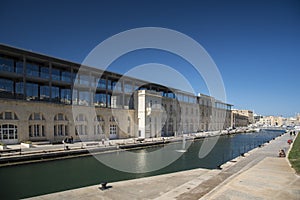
[{"left": 0, "top": 44, "right": 232, "bottom": 144}]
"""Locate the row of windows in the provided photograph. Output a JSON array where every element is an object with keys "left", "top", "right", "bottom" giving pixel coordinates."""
[
  {"left": 0, "top": 78, "right": 136, "bottom": 108},
  {"left": 0, "top": 122, "right": 121, "bottom": 141},
  {"left": 1, "top": 56, "right": 232, "bottom": 109},
  {"left": 1, "top": 111, "right": 122, "bottom": 124},
  {"left": 0, "top": 56, "right": 72, "bottom": 82},
  {"left": 0, "top": 111, "right": 68, "bottom": 121}
]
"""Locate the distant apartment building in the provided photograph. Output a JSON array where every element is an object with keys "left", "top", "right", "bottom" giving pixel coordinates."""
[
  {"left": 258, "top": 116, "right": 283, "bottom": 126},
  {"left": 0, "top": 44, "right": 232, "bottom": 144},
  {"left": 283, "top": 116, "right": 300, "bottom": 127}
]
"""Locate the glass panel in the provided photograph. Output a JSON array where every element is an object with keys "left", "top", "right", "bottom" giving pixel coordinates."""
[
  {"left": 40, "top": 67, "right": 49, "bottom": 79},
  {"left": 0, "top": 57, "right": 14, "bottom": 72},
  {"left": 9, "top": 129, "right": 14, "bottom": 139},
  {"left": 26, "top": 63, "right": 39, "bottom": 77},
  {"left": 40, "top": 85, "right": 50, "bottom": 101},
  {"left": 4, "top": 112, "right": 12, "bottom": 120},
  {"left": 112, "top": 81, "right": 122, "bottom": 91},
  {"left": 51, "top": 86, "right": 60, "bottom": 101},
  {"left": 58, "top": 114, "right": 64, "bottom": 120},
  {"left": 16, "top": 61, "right": 23, "bottom": 74},
  {"left": 15, "top": 126, "right": 17, "bottom": 139},
  {"left": 61, "top": 71, "right": 71, "bottom": 82},
  {"left": 61, "top": 88, "right": 71, "bottom": 104},
  {"left": 26, "top": 83, "right": 38, "bottom": 101},
  {"left": 78, "top": 91, "right": 90, "bottom": 105},
  {"left": 0, "top": 78, "right": 13, "bottom": 98},
  {"left": 52, "top": 68, "right": 61, "bottom": 81},
  {"left": 72, "top": 89, "right": 78, "bottom": 105},
  {"left": 124, "top": 83, "right": 132, "bottom": 93},
  {"left": 94, "top": 93, "right": 106, "bottom": 107},
  {"left": 111, "top": 94, "right": 123, "bottom": 108},
  {"left": 34, "top": 113, "right": 41, "bottom": 120},
  {"left": 15, "top": 81, "right": 24, "bottom": 99},
  {"left": 3, "top": 129, "right": 8, "bottom": 139},
  {"left": 79, "top": 74, "right": 90, "bottom": 85},
  {"left": 107, "top": 79, "right": 112, "bottom": 90},
  {"left": 97, "top": 79, "right": 106, "bottom": 89}
]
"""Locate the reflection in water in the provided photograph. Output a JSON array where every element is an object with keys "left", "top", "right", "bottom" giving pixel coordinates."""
[{"left": 0, "top": 130, "right": 284, "bottom": 199}]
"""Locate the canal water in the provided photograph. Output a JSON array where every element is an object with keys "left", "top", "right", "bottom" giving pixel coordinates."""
[{"left": 0, "top": 130, "right": 284, "bottom": 199}]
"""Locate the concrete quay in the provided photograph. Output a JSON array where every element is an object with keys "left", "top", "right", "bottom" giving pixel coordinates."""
[{"left": 28, "top": 132, "right": 299, "bottom": 200}]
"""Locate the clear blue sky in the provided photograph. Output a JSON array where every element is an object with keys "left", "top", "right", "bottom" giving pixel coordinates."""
[{"left": 1, "top": 0, "right": 299, "bottom": 117}]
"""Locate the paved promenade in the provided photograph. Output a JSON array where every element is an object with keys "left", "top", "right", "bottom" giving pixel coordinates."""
[{"left": 28, "top": 132, "right": 300, "bottom": 200}]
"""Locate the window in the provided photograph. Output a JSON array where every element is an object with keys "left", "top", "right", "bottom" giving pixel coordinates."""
[
  {"left": 109, "top": 124, "right": 117, "bottom": 135},
  {"left": 78, "top": 90, "right": 90, "bottom": 106},
  {"left": 109, "top": 116, "right": 117, "bottom": 122},
  {"left": 61, "top": 71, "right": 71, "bottom": 82},
  {"left": 79, "top": 74, "right": 90, "bottom": 85},
  {"left": 0, "top": 124, "right": 18, "bottom": 140},
  {"left": 0, "top": 111, "right": 18, "bottom": 120},
  {"left": 94, "top": 93, "right": 107, "bottom": 107},
  {"left": 94, "top": 115, "right": 105, "bottom": 135},
  {"left": 28, "top": 113, "right": 45, "bottom": 138},
  {"left": 76, "top": 114, "right": 86, "bottom": 122},
  {"left": 26, "top": 82, "right": 39, "bottom": 101},
  {"left": 75, "top": 114, "right": 87, "bottom": 135},
  {"left": 40, "top": 85, "right": 50, "bottom": 100},
  {"left": 97, "top": 78, "right": 106, "bottom": 89},
  {"left": 29, "top": 124, "right": 45, "bottom": 137},
  {"left": 28, "top": 113, "right": 45, "bottom": 121},
  {"left": 124, "top": 83, "right": 132, "bottom": 93},
  {"left": 16, "top": 61, "right": 23, "bottom": 74},
  {"left": 95, "top": 115, "right": 104, "bottom": 122},
  {"left": 0, "top": 57, "right": 14, "bottom": 72},
  {"left": 15, "top": 81, "right": 24, "bottom": 99},
  {"left": 51, "top": 86, "right": 60, "bottom": 101},
  {"left": 26, "top": 63, "right": 39, "bottom": 77},
  {"left": 61, "top": 88, "right": 71, "bottom": 104},
  {"left": 94, "top": 124, "right": 104, "bottom": 135},
  {"left": 40, "top": 67, "right": 49, "bottom": 79},
  {"left": 75, "top": 125, "right": 87, "bottom": 135},
  {"left": 54, "top": 124, "right": 68, "bottom": 136},
  {"left": 0, "top": 78, "right": 13, "bottom": 98},
  {"left": 52, "top": 68, "right": 61, "bottom": 81},
  {"left": 112, "top": 81, "right": 122, "bottom": 91}
]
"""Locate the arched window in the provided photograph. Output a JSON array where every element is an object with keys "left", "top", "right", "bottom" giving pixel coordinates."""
[
  {"left": 54, "top": 113, "right": 67, "bottom": 121},
  {"left": 0, "top": 111, "right": 18, "bottom": 120},
  {"left": 76, "top": 113, "right": 86, "bottom": 122},
  {"left": 109, "top": 116, "right": 117, "bottom": 122},
  {"left": 75, "top": 113, "right": 87, "bottom": 135},
  {"left": 54, "top": 113, "right": 68, "bottom": 137},
  {"left": 94, "top": 115, "right": 105, "bottom": 135},
  {"left": 95, "top": 115, "right": 104, "bottom": 122},
  {"left": 28, "top": 113, "right": 45, "bottom": 138}
]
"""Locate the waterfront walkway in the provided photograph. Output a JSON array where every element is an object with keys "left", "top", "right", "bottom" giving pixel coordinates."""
[{"left": 28, "top": 132, "right": 300, "bottom": 200}]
